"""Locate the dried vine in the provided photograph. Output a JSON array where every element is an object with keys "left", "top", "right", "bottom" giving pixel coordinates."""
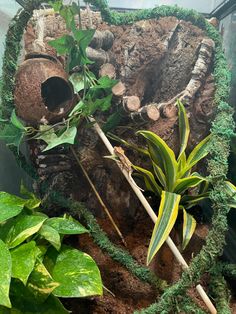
[{"left": 1, "top": 1, "right": 236, "bottom": 313}]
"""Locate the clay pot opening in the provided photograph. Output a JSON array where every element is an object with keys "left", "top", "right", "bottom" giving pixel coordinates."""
[
  {"left": 25, "top": 52, "right": 59, "bottom": 64},
  {"left": 41, "top": 76, "right": 73, "bottom": 113}
]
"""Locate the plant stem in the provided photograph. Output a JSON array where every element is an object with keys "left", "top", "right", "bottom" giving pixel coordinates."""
[
  {"left": 77, "top": 0, "right": 82, "bottom": 29},
  {"left": 70, "top": 146, "right": 127, "bottom": 247}
]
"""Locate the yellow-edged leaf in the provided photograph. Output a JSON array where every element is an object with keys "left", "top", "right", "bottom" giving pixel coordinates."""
[
  {"left": 177, "top": 100, "right": 190, "bottom": 160},
  {"left": 107, "top": 132, "right": 149, "bottom": 156},
  {"left": 180, "top": 135, "right": 211, "bottom": 177},
  {"left": 225, "top": 181, "right": 236, "bottom": 208},
  {"left": 133, "top": 165, "right": 162, "bottom": 196},
  {"left": 137, "top": 131, "right": 177, "bottom": 191},
  {"left": 173, "top": 173, "right": 206, "bottom": 194},
  {"left": 181, "top": 192, "right": 209, "bottom": 209},
  {"left": 152, "top": 162, "right": 166, "bottom": 189},
  {"left": 182, "top": 208, "right": 196, "bottom": 250},
  {"left": 177, "top": 152, "right": 187, "bottom": 174},
  {"left": 147, "top": 191, "right": 181, "bottom": 265}
]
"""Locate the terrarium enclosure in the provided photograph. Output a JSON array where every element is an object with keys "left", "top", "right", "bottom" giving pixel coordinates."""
[{"left": 0, "top": 0, "right": 236, "bottom": 313}]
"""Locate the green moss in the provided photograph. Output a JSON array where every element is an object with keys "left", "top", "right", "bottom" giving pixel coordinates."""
[{"left": 209, "top": 263, "right": 231, "bottom": 314}]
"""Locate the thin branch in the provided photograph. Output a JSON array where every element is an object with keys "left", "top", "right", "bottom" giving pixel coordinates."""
[{"left": 70, "top": 146, "right": 127, "bottom": 247}]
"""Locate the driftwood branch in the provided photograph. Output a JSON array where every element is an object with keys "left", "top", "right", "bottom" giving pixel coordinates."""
[{"left": 134, "top": 38, "right": 215, "bottom": 120}]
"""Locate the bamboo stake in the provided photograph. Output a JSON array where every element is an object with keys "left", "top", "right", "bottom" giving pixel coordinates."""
[
  {"left": 70, "top": 147, "right": 127, "bottom": 247},
  {"left": 89, "top": 117, "right": 217, "bottom": 314}
]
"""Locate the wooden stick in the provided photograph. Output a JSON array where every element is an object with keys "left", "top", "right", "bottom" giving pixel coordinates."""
[
  {"left": 99, "top": 63, "right": 116, "bottom": 79},
  {"left": 70, "top": 147, "right": 127, "bottom": 247},
  {"left": 123, "top": 96, "right": 141, "bottom": 112},
  {"left": 86, "top": 47, "right": 110, "bottom": 66},
  {"left": 130, "top": 104, "right": 160, "bottom": 122},
  {"left": 90, "top": 30, "right": 114, "bottom": 51},
  {"left": 112, "top": 81, "right": 126, "bottom": 99},
  {"left": 89, "top": 116, "right": 217, "bottom": 314}
]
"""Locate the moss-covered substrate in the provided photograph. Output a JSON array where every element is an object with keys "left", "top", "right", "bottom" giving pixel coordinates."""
[{"left": 1, "top": 0, "right": 236, "bottom": 313}]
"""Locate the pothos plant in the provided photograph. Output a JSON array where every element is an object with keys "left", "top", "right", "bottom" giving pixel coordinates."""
[
  {"left": 0, "top": 0, "right": 117, "bottom": 152},
  {"left": 0, "top": 184, "right": 102, "bottom": 313},
  {"left": 114, "top": 101, "right": 236, "bottom": 265}
]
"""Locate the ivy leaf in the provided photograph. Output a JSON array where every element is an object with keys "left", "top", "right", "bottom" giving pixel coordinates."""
[
  {"left": 68, "top": 45, "right": 82, "bottom": 71},
  {"left": 11, "top": 241, "right": 39, "bottom": 285},
  {"left": 10, "top": 110, "right": 26, "bottom": 131},
  {"left": 73, "top": 29, "right": 95, "bottom": 52},
  {"left": 85, "top": 94, "right": 113, "bottom": 115},
  {"left": 0, "top": 239, "right": 11, "bottom": 308},
  {"left": 69, "top": 73, "right": 85, "bottom": 93},
  {"left": 52, "top": 246, "right": 103, "bottom": 297},
  {"left": 69, "top": 100, "right": 85, "bottom": 117},
  {"left": 92, "top": 76, "right": 118, "bottom": 90},
  {"left": 36, "top": 126, "right": 77, "bottom": 152},
  {"left": 73, "top": 29, "right": 95, "bottom": 65},
  {"left": 60, "top": 6, "right": 75, "bottom": 30},
  {"left": 49, "top": 0, "right": 63, "bottom": 12},
  {"left": 48, "top": 35, "right": 74, "bottom": 55},
  {"left": 71, "top": 2, "right": 80, "bottom": 15},
  {"left": 102, "top": 110, "right": 122, "bottom": 133}
]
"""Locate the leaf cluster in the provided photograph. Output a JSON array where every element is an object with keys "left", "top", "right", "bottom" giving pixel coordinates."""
[
  {"left": 0, "top": 185, "right": 103, "bottom": 313},
  {"left": 0, "top": 1, "right": 118, "bottom": 152},
  {"left": 114, "top": 101, "right": 212, "bottom": 264},
  {"left": 8, "top": 0, "right": 119, "bottom": 144},
  {"left": 129, "top": 101, "right": 236, "bottom": 265}
]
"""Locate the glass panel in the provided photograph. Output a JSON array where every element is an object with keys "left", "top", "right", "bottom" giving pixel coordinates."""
[{"left": 220, "top": 10, "right": 236, "bottom": 106}]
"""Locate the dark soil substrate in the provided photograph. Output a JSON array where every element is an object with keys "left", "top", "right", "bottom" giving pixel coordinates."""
[{"left": 61, "top": 208, "right": 220, "bottom": 314}]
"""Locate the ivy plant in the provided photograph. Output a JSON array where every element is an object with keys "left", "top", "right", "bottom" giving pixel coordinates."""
[
  {"left": 0, "top": 185, "right": 103, "bottom": 313},
  {"left": 0, "top": 0, "right": 117, "bottom": 152}
]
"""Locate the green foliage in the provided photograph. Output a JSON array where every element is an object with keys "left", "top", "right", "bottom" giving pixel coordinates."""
[
  {"left": 0, "top": 188, "right": 102, "bottom": 312},
  {"left": 131, "top": 101, "right": 211, "bottom": 264},
  {"left": 0, "top": 240, "right": 12, "bottom": 308},
  {"left": 0, "top": 1, "right": 117, "bottom": 153},
  {"left": 147, "top": 191, "right": 180, "bottom": 265},
  {"left": 35, "top": 125, "right": 77, "bottom": 152},
  {"left": 1, "top": 1, "right": 234, "bottom": 313},
  {"left": 52, "top": 246, "right": 103, "bottom": 297}
]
